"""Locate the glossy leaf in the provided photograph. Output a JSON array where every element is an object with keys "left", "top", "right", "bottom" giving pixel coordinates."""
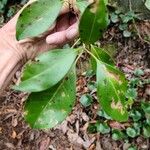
[
  {"left": 80, "top": 94, "right": 93, "bottom": 107},
  {"left": 112, "top": 129, "right": 126, "bottom": 141},
  {"left": 96, "top": 122, "right": 110, "bottom": 134},
  {"left": 96, "top": 62, "right": 128, "bottom": 122},
  {"left": 126, "top": 127, "right": 138, "bottom": 138},
  {"left": 129, "top": 110, "right": 142, "bottom": 122},
  {"left": 134, "top": 68, "right": 144, "bottom": 76},
  {"left": 141, "top": 102, "right": 150, "bottom": 114},
  {"left": 14, "top": 48, "right": 77, "bottom": 92},
  {"left": 24, "top": 68, "right": 76, "bottom": 129},
  {"left": 79, "top": 0, "right": 108, "bottom": 44},
  {"left": 16, "top": 0, "right": 62, "bottom": 40},
  {"left": 143, "top": 125, "right": 150, "bottom": 138},
  {"left": 90, "top": 46, "right": 115, "bottom": 71},
  {"left": 126, "top": 88, "right": 138, "bottom": 100},
  {"left": 145, "top": 0, "right": 150, "bottom": 10},
  {"left": 97, "top": 109, "right": 112, "bottom": 120}
]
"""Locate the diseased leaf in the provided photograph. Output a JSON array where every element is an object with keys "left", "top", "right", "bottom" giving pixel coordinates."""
[
  {"left": 16, "top": 0, "right": 62, "bottom": 40},
  {"left": 24, "top": 68, "right": 76, "bottom": 129},
  {"left": 96, "top": 62, "right": 128, "bottom": 122},
  {"left": 14, "top": 48, "right": 77, "bottom": 92},
  {"left": 79, "top": 0, "right": 109, "bottom": 44},
  {"left": 90, "top": 46, "right": 115, "bottom": 71}
]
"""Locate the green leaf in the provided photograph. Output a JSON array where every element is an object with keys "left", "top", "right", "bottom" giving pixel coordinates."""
[
  {"left": 97, "top": 109, "right": 112, "bottom": 120},
  {"left": 88, "top": 123, "right": 97, "bottom": 133},
  {"left": 96, "top": 122, "right": 110, "bottom": 134},
  {"left": 126, "top": 88, "right": 137, "bottom": 100},
  {"left": 24, "top": 68, "right": 76, "bottom": 129},
  {"left": 146, "top": 118, "right": 150, "bottom": 125},
  {"left": 16, "top": 0, "right": 62, "bottom": 40},
  {"left": 141, "top": 102, "right": 150, "bottom": 114},
  {"left": 110, "top": 13, "right": 119, "bottom": 23},
  {"left": 96, "top": 62, "right": 128, "bottom": 122},
  {"left": 134, "top": 69, "right": 144, "bottom": 76},
  {"left": 123, "top": 30, "right": 131, "bottom": 38},
  {"left": 120, "top": 11, "right": 136, "bottom": 23},
  {"left": 79, "top": 0, "right": 108, "bottom": 44},
  {"left": 119, "top": 23, "right": 128, "bottom": 31},
  {"left": 80, "top": 94, "right": 93, "bottom": 107},
  {"left": 129, "top": 110, "right": 142, "bottom": 122},
  {"left": 112, "top": 129, "right": 126, "bottom": 141},
  {"left": 87, "top": 81, "right": 97, "bottom": 91},
  {"left": 129, "top": 78, "right": 140, "bottom": 88},
  {"left": 133, "top": 122, "right": 142, "bottom": 129},
  {"left": 14, "top": 48, "right": 77, "bottom": 92},
  {"left": 126, "top": 127, "right": 138, "bottom": 138},
  {"left": 145, "top": 0, "right": 150, "bottom": 10},
  {"left": 143, "top": 125, "right": 150, "bottom": 138},
  {"left": 91, "top": 46, "right": 115, "bottom": 71},
  {"left": 85, "top": 70, "right": 95, "bottom": 78},
  {"left": 128, "top": 146, "right": 137, "bottom": 150},
  {"left": 76, "top": 0, "right": 89, "bottom": 14}
]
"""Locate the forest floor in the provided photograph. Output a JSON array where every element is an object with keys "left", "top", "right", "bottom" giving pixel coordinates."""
[{"left": 0, "top": 1, "right": 150, "bottom": 150}]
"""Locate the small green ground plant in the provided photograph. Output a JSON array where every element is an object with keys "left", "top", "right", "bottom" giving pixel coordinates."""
[{"left": 14, "top": 0, "right": 132, "bottom": 129}]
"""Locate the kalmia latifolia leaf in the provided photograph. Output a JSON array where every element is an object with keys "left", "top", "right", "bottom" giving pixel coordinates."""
[
  {"left": 96, "top": 62, "right": 128, "bottom": 122},
  {"left": 14, "top": 48, "right": 77, "bottom": 92},
  {"left": 24, "top": 68, "right": 76, "bottom": 129},
  {"left": 16, "top": 0, "right": 62, "bottom": 40},
  {"left": 79, "top": 0, "right": 109, "bottom": 44}
]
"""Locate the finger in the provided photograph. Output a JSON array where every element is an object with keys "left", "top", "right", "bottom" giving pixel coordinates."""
[
  {"left": 46, "top": 22, "right": 78, "bottom": 45},
  {"left": 65, "top": 22, "right": 79, "bottom": 40},
  {"left": 46, "top": 30, "right": 67, "bottom": 45}
]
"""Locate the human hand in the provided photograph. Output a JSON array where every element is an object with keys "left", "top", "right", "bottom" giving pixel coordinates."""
[
  {"left": 0, "top": 0, "right": 79, "bottom": 91},
  {"left": 1, "top": 0, "right": 79, "bottom": 62}
]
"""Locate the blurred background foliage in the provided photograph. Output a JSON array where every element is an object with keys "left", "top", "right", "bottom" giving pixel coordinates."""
[{"left": 0, "top": 0, "right": 28, "bottom": 26}]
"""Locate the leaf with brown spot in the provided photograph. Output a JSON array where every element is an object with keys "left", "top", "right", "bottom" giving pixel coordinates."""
[
  {"left": 79, "top": 0, "right": 109, "bottom": 44},
  {"left": 16, "top": 0, "right": 62, "bottom": 40},
  {"left": 96, "top": 62, "right": 128, "bottom": 122},
  {"left": 24, "top": 67, "right": 76, "bottom": 129}
]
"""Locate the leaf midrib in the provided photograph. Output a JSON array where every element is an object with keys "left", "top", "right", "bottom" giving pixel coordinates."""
[
  {"left": 22, "top": 51, "right": 76, "bottom": 83},
  {"left": 33, "top": 77, "right": 66, "bottom": 128}
]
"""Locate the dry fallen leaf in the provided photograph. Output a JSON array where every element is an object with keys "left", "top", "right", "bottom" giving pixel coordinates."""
[
  {"left": 39, "top": 137, "right": 50, "bottom": 150},
  {"left": 11, "top": 130, "right": 17, "bottom": 139}
]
